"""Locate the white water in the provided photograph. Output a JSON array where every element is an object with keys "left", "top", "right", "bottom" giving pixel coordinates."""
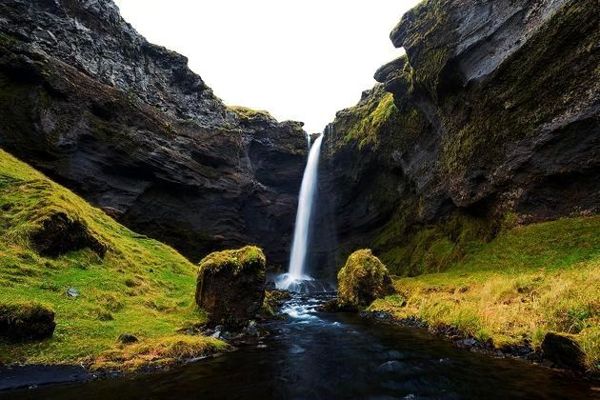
[{"left": 276, "top": 134, "right": 324, "bottom": 291}]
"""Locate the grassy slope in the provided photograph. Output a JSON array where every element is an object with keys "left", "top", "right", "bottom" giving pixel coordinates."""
[
  {"left": 0, "top": 149, "right": 226, "bottom": 370},
  {"left": 370, "top": 216, "right": 600, "bottom": 372}
]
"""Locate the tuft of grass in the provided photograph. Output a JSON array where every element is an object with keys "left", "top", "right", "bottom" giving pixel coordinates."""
[
  {"left": 228, "top": 105, "right": 274, "bottom": 122},
  {"left": 370, "top": 216, "right": 600, "bottom": 372},
  {"left": 0, "top": 149, "right": 221, "bottom": 366},
  {"left": 91, "top": 334, "right": 229, "bottom": 372}
]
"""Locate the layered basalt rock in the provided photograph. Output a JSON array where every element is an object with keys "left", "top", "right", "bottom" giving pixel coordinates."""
[
  {"left": 318, "top": 0, "right": 600, "bottom": 275},
  {"left": 0, "top": 0, "right": 307, "bottom": 266}
]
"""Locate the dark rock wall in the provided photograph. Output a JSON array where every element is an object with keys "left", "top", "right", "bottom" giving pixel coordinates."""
[
  {"left": 317, "top": 0, "right": 600, "bottom": 275},
  {"left": 0, "top": 0, "right": 307, "bottom": 267}
]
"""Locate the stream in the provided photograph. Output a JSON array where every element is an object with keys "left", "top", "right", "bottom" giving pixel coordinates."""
[{"left": 1, "top": 294, "right": 598, "bottom": 400}]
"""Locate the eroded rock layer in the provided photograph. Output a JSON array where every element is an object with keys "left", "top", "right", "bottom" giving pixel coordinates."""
[
  {"left": 0, "top": 0, "right": 307, "bottom": 266},
  {"left": 317, "top": 0, "right": 599, "bottom": 275}
]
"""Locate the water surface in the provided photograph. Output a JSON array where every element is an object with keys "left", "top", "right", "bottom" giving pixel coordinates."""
[{"left": 2, "top": 294, "right": 598, "bottom": 400}]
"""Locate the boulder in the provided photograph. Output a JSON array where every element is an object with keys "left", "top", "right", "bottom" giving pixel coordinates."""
[
  {"left": 195, "top": 246, "right": 267, "bottom": 328},
  {"left": 541, "top": 332, "right": 586, "bottom": 371},
  {"left": 0, "top": 302, "right": 56, "bottom": 341},
  {"left": 261, "top": 290, "right": 292, "bottom": 317},
  {"left": 337, "top": 249, "right": 395, "bottom": 309}
]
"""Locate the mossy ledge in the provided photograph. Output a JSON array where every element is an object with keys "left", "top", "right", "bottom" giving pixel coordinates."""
[{"left": 0, "top": 149, "right": 226, "bottom": 371}]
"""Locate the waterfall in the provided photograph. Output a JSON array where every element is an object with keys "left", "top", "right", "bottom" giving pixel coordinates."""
[{"left": 276, "top": 134, "right": 324, "bottom": 291}]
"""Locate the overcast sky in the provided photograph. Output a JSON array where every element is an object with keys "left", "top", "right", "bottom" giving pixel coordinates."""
[{"left": 113, "top": 0, "right": 421, "bottom": 133}]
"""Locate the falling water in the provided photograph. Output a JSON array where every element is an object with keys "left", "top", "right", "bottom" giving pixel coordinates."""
[{"left": 276, "top": 134, "right": 324, "bottom": 291}]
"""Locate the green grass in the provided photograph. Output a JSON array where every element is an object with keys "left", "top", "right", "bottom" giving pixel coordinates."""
[
  {"left": 228, "top": 105, "right": 274, "bottom": 121},
  {"left": 370, "top": 216, "right": 600, "bottom": 372},
  {"left": 0, "top": 149, "right": 222, "bottom": 368}
]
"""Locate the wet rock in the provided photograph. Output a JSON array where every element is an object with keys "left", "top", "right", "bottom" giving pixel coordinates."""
[
  {"left": 456, "top": 338, "right": 478, "bottom": 348},
  {"left": 317, "top": 299, "right": 343, "bottom": 313},
  {"left": 244, "top": 320, "right": 259, "bottom": 337},
  {"left": 261, "top": 290, "right": 292, "bottom": 317},
  {"left": 195, "top": 246, "right": 267, "bottom": 329},
  {"left": 117, "top": 333, "right": 138, "bottom": 345},
  {"left": 30, "top": 213, "right": 106, "bottom": 258},
  {"left": 376, "top": 360, "right": 406, "bottom": 373},
  {"left": 541, "top": 332, "right": 586, "bottom": 371},
  {"left": 290, "top": 344, "right": 305, "bottom": 354},
  {"left": 0, "top": 303, "right": 56, "bottom": 341},
  {"left": 384, "top": 350, "right": 403, "bottom": 360},
  {"left": 337, "top": 249, "right": 395, "bottom": 309}
]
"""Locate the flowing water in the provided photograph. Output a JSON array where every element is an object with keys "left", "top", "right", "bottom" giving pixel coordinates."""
[
  {"left": 2, "top": 294, "right": 598, "bottom": 400},
  {"left": 276, "top": 134, "right": 324, "bottom": 291}
]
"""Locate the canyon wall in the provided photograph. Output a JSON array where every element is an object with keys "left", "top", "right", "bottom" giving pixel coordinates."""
[
  {"left": 0, "top": 0, "right": 307, "bottom": 267},
  {"left": 316, "top": 0, "right": 599, "bottom": 276}
]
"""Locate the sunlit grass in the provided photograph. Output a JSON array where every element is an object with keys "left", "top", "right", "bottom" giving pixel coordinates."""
[
  {"left": 371, "top": 216, "right": 600, "bottom": 372},
  {"left": 0, "top": 149, "right": 219, "bottom": 366}
]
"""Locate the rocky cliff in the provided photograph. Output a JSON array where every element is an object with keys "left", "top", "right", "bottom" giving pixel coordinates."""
[
  {"left": 317, "top": 0, "right": 600, "bottom": 275},
  {"left": 0, "top": 0, "right": 307, "bottom": 267}
]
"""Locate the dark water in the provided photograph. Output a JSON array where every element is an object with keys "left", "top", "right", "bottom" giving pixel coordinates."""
[{"left": 2, "top": 294, "right": 599, "bottom": 400}]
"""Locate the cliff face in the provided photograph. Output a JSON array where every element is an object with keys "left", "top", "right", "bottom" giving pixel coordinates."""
[
  {"left": 318, "top": 0, "right": 600, "bottom": 275},
  {"left": 0, "top": 0, "right": 307, "bottom": 267}
]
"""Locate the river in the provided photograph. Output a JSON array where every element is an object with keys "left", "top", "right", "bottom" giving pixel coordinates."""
[{"left": 1, "top": 294, "right": 598, "bottom": 400}]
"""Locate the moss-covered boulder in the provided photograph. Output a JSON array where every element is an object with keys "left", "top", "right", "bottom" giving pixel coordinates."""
[
  {"left": 0, "top": 302, "right": 56, "bottom": 341},
  {"left": 542, "top": 332, "right": 586, "bottom": 371},
  {"left": 195, "top": 246, "right": 266, "bottom": 328},
  {"left": 337, "top": 249, "right": 395, "bottom": 309}
]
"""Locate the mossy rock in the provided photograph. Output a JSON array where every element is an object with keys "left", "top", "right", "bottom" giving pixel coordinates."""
[
  {"left": 337, "top": 249, "right": 395, "bottom": 309},
  {"left": 542, "top": 332, "right": 586, "bottom": 371},
  {"left": 0, "top": 302, "right": 56, "bottom": 342},
  {"left": 195, "top": 246, "right": 266, "bottom": 328},
  {"left": 261, "top": 290, "right": 292, "bottom": 317}
]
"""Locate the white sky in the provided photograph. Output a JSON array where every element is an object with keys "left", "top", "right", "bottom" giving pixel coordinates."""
[{"left": 113, "top": 0, "right": 421, "bottom": 133}]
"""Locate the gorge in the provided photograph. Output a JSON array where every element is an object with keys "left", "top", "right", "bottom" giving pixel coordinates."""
[{"left": 0, "top": 0, "right": 599, "bottom": 398}]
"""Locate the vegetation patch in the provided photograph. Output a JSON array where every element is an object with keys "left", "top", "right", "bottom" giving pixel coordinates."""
[
  {"left": 370, "top": 216, "right": 600, "bottom": 373},
  {"left": 0, "top": 149, "right": 221, "bottom": 366},
  {"left": 91, "top": 334, "right": 228, "bottom": 372},
  {"left": 229, "top": 105, "right": 274, "bottom": 122}
]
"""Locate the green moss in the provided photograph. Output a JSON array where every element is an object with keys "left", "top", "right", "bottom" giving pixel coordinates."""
[
  {"left": 228, "top": 105, "right": 274, "bottom": 121},
  {"left": 374, "top": 211, "right": 493, "bottom": 276},
  {"left": 440, "top": 0, "right": 599, "bottom": 175},
  {"left": 0, "top": 149, "right": 221, "bottom": 365},
  {"left": 342, "top": 90, "right": 398, "bottom": 149},
  {"left": 337, "top": 249, "right": 395, "bottom": 309},
  {"left": 197, "top": 245, "right": 266, "bottom": 275}
]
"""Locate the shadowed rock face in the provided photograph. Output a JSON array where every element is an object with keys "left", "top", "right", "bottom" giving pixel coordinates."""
[
  {"left": 317, "top": 0, "right": 600, "bottom": 275},
  {"left": 0, "top": 0, "right": 307, "bottom": 267}
]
